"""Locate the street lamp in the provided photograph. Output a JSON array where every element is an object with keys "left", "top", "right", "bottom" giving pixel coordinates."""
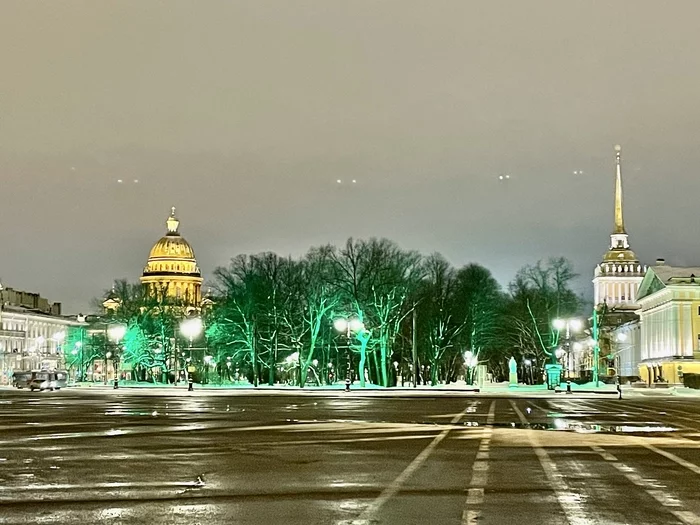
[
  {"left": 464, "top": 351, "right": 479, "bottom": 384},
  {"left": 203, "top": 354, "right": 213, "bottom": 384},
  {"left": 52, "top": 331, "right": 66, "bottom": 371},
  {"left": 108, "top": 324, "right": 126, "bottom": 389},
  {"left": 71, "top": 341, "right": 83, "bottom": 382},
  {"left": 553, "top": 318, "right": 582, "bottom": 379},
  {"left": 334, "top": 317, "right": 365, "bottom": 392},
  {"left": 180, "top": 317, "right": 203, "bottom": 391}
]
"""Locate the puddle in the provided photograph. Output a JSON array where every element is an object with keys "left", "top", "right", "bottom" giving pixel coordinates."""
[{"left": 496, "top": 419, "right": 677, "bottom": 434}]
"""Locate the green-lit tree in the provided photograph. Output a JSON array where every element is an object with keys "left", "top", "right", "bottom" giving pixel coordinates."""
[
  {"left": 295, "top": 246, "right": 338, "bottom": 386},
  {"left": 507, "top": 257, "right": 581, "bottom": 373},
  {"left": 416, "top": 254, "right": 464, "bottom": 385},
  {"left": 455, "top": 263, "right": 506, "bottom": 382}
]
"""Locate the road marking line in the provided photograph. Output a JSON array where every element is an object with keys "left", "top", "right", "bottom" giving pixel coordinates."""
[
  {"left": 353, "top": 400, "right": 480, "bottom": 524},
  {"left": 591, "top": 445, "right": 700, "bottom": 525},
  {"left": 643, "top": 443, "right": 700, "bottom": 475},
  {"left": 466, "top": 487, "right": 484, "bottom": 505},
  {"left": 511, "top": 400, "right": 590, "bottom": 525},
  {"left": 673, "top": 511, "right": 700, "bottom": 525},
  {"left": 461, "top": 400, "right": 496, "bottom": 525}
]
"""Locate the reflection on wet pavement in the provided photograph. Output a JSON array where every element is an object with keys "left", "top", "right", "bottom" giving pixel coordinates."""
[{"left": 1, "top": 390, "right": 700, "bottom": 524}]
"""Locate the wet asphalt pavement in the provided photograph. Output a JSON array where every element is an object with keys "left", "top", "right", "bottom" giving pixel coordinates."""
[{"left": 1, "top": 389, "right": 700, "bottom": 524}]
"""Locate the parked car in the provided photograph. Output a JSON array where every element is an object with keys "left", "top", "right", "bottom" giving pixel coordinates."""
[{"left": 27, "top": 370, "right": 67, "bottom": 392}]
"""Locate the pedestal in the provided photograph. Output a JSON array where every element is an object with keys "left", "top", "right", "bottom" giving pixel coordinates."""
[{"left": 509, "top": 372, "right": 518, "bottom": 387}]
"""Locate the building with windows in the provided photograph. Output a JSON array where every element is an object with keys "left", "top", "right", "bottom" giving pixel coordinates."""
[
  {"left": 610, "top": 319, "right": 641, "bottom": 380},
  {"left": 0, "top": 283, "right": 62, "bottom": 315},
  {"left": 0, "top": 306, "right": 83, "bottom": 385},
  {"left": 140, "top": 207, "right": 203, "bottom": 308},
  {"left": 634, "top": 263, "right": 700, "bottom": 385}
]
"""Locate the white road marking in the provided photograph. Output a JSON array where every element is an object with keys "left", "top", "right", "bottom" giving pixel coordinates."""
[
  {"left": 510, "top": 400, "right": 591, "bottom": 525},
  {"left": 461, "top": 400, "right": 496, "bottom": 525},
  {"left": 592, "top": 445, "right": 700, "bottom": 525},
  {"left": 643, "top": 443, "right": 700, "bottom": 476},
  {"left": 353, "top": 400, "right": 481, "bottom": 524}
]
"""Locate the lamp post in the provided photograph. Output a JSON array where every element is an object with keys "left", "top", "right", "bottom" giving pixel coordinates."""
[
  {"left": 464, "top": 351, "right": 479, "bottom": 385},
  {"left": 35, "top": 335, "right": 46, "bottom": 370},
  {"left": 203, "top": 355, "right": 213, "bottom": 384},
  {"left": 180, "top": 317, "right": 203, "bottom": 391},
  {"left": 524, "top": 359, "right": 534, "bottom": 385},
  {"left": 107, "top": 324, "right": 126, "bottom": 389},
  {"left": 53, "top": 331, "right": 66, "bottom": 370},
  {"left": 553, "top": 318, "right": 582, "bottom": 380},
  {"left": 333, "top": 317, "right": 365, "bottom": 392},
  {"left": 72, "top": 341, "right": 82, "bottom": 382}
]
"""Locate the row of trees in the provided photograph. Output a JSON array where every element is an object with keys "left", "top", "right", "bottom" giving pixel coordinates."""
[
  {"left": 206, "top": 239, "right": 582, "bottom": 386},
  {"left": 88, "top": 238, "right": 584, "bottom": 387}
]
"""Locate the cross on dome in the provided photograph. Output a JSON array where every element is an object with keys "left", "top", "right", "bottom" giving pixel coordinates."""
[{"left": 166, "top": 206, "right": 180, "bottom": 233}]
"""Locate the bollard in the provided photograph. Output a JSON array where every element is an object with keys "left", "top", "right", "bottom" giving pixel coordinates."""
[
  {"left": 345, "top": 378, "right": 351, "bottom": 392},
  {"left": 188, "top": 379, "right": 194, "bottom": 392},
  {"left": 113, "top": 379, "right": 119, "bottom": 390},
  {"left": 566, "top": 380, "right": 572, "bottom": 394}
]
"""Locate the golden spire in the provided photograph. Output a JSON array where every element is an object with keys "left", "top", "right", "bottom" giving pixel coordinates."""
[
  {"left": 613, "top": 145, "right": 626, "bottom": 234},
  {"left": 166, "top": 206, "right": 180, "bottom": 234}
]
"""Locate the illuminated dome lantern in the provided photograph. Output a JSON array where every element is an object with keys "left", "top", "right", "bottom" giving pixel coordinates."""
[{"left": 140, "top": 207, "right": 203, "bottom": 307}]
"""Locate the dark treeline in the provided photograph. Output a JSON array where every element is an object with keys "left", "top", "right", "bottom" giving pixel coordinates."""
[
  {"left": 204, "top": 238, "right": 582, "bottom": 386},
  {"left": 93, "top": 238, "right": 582, "bottom": 387}
]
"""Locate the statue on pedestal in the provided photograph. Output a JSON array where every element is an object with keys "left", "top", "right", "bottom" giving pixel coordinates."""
[{"left": 508, "top": 357, "right": 518, "bottom": 387}]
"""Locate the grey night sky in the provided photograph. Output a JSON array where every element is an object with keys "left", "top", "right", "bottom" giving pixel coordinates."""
[{"left": 2, "top": 1, "right": 700, "bottom": 314}]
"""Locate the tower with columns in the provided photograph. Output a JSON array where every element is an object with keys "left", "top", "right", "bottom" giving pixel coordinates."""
[{"left": 592, "top": 145, "right": 646, "bottom": 310}]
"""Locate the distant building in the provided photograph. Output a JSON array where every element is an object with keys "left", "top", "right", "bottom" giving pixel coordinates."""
[
  {"left": 592, "top": 145, "right": 646, "bottom": 312},
  {"left": 140, "top": 207, "right": 203, "bottom": 308},
  {"left": 0, "top": 283, "right": 61, "bottom": 316},
  {"left": 0, "top": 286, "right": 83, "bottom": 384},
  {"left": 610, "top": 319, "right": 641, "bottom": 380},
  {"left": 635, "top": 263, "right": 700, "bottom": 385},
  {"left": 588, "top": 146, "right": 646, "bottom": 380}
]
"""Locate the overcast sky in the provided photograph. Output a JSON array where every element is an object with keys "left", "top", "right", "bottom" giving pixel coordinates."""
[{"left": 2, "top": 1, "right": 700, "bottom": 314}]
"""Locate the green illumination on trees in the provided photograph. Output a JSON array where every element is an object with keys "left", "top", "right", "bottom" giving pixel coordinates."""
[{"left": 99, "top": 241, "right": 584, "bottom": 388}]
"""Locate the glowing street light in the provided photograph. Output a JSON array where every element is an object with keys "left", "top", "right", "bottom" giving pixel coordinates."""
[
  {"left": 107, "top": 324, "right": 126, "bottom": 389},
  {"left": 180, "top": 317, "right": 203, "bottom": 342},
  {"left": 180, "top": 317, "right": 203, "bottom": 390},
  {"left": 108, "top": 324, "right": 126, "bottom": 343},
  {"left": 552, "top": 318, "right": 583, "bottom": 379},
  {"left": 334, "top": 317, "right": 365, "bottom": 391}
]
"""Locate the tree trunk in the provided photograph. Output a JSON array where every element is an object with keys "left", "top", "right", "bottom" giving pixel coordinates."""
[
  {"left": 358, "top": 346, "right": 367, "bottom": 388},
  {"left": 379, "top": 339, "right": 389, "bottom": 387}
]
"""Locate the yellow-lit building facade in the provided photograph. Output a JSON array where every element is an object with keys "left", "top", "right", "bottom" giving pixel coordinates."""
[
  {"left": 140, "top": 208, "right": 203, "bottom": 308},
  {"left": 636, "top": 264, "right": 700, "bottom": 384}
]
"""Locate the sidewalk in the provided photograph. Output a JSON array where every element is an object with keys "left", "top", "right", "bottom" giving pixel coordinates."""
[{"left": 6, "top": 380, "right": 699, "bottom": 398}]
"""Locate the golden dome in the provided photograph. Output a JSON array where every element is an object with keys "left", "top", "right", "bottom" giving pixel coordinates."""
[
  {"left": 142, "top": 208, "right": 201, "bottom": 277},
  {"left": 602, "top": 248, "right": 639, "bottom": 263},
  {"left": 148, "top": 236, "right": 196, "bottom": 262}
]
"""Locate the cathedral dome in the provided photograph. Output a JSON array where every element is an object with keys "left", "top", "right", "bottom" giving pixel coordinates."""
[
  {"left": 143, "top": 208, "right": 201, "bottom": 276},
  {"left": 141, "top": 208, "right": 203, "bottom": 307},
  {"left": 148, "top": 236, "right": 197, "bottom": 266}
]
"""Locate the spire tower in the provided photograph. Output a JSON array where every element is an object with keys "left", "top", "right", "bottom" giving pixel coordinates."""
[
  {"left": 614, "top": 144, "right": 625, "bottom": 234},
  {"left": 593, "top": 144, "right": 644, "bottom": 309}
]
